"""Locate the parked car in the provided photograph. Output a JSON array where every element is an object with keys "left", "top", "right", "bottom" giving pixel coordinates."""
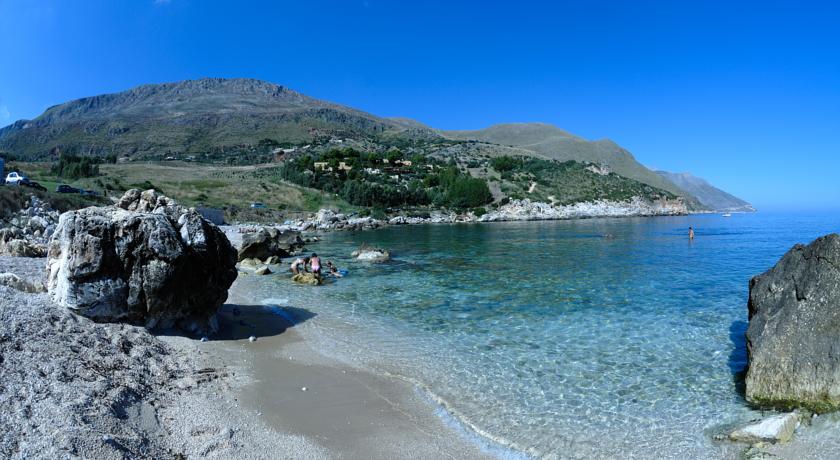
[
  {"left": 250, "top": 202, "right": 267, "bottom": 209},
  {"left": 56, "top": 184, "right": 81, "bottom": 194},
  {"left": 20, "top": 179, "right": 47, "bottom": 192},
  {"left": 5, "top": 172, "right": 27, "bottom": 185}
]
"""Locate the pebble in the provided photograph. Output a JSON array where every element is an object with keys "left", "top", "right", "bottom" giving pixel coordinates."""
[
  {"left": 248, "top": 336, "right": 256, "bottom": 342},
  {"left": 200, "top": 337, "right": 209, "bottom": 342},
  {"left": 301, "top": 387, "right": 307, "bottom": 391}
]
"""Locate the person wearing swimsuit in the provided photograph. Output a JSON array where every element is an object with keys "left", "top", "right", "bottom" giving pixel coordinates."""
[
  {"left": 290, "top": 257, "right": 310, "bottom": 275},
  {"left": 310, "top": 253, "right": 322, "bottom": 276}
]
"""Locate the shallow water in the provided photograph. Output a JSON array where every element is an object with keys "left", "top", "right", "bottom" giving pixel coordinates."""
[{"left": 240, "top": 212, "right": 840, "bottom": 459}]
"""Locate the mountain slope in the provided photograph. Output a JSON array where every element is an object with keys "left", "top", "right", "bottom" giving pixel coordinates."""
[
  {"left": 443, "top": 123, "right": 694, "bottom": 200},
  {"left": 0, "top": 78, "right": 439, "bottom": 160},
  {"left": 656, "top": 171, "right": 755, "bottom": 212}
]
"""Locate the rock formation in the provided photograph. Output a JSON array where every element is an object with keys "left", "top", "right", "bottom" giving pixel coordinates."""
[
  {"left": 745, "top": 233, "right": 840, "bottom": 412},
  {"left": 0, "top": 195, "right": 59, "bottom": 257},
  {"left": 46, "top": 189, "right": 237, "bottom": 334},
  {"left": 237, "top": 226, "right": 304, "bottom": 261}
]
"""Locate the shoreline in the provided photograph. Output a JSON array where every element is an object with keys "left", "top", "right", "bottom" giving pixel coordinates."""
[
  {"left": 197, "top": 283, "right": 506, "bottom": 459},
  {"left": 0, "top": 256, "right": 504, "bottom": 459}
]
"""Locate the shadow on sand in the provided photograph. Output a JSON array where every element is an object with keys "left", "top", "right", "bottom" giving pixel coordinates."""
[
  {"left": 212, "top": 304, "right": 317, "bottom": 341},
  {"left": 154, "top": 304, "right": 317, "bottom": 341},
  {"left": 729, "top": 319, "right": 749, "bottom": 397}
]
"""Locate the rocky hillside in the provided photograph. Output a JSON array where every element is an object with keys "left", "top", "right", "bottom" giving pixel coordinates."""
[
  {"left": 0, "top": 78, "right": 439, "bottom": 160},
  {"left": 656, "top": 170, "right": 755, "bottom": 212},
  {"left": 0, "top": 78, "right": 740, "bottom": 210},
  {"left": 443, "top": 123, "right": 688, "bottom": 199}
]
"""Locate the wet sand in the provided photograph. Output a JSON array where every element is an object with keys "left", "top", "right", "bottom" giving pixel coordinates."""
[{"left": 193, "top": 286, "right": 499, "bottom": 460}]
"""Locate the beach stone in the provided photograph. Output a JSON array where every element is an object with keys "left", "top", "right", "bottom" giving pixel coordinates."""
[
  {"left": 46, "top": 189, "right": 238, "bottom": 334},
  {"left": 237, "top": 226, "right": 304, "bottom": 261},
  {"left": 0, "top": 272, "right": 45, "bottom": 293},
  {"left": 254, "top": 266, "right": 271, "bottom": 276},
  {"left": 745, "top": 233, "right": 840, "bottom": 412},
  {"left": 729, "top": 412, "right": 800, "bottom": 444},
  {"left": 1, "top": 238, "right": 45, "bottom": 257}
]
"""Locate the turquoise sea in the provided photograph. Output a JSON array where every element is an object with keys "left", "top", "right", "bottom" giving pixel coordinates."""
[{"left": 243, "top": 212, "right": 840, "bottom": 458}]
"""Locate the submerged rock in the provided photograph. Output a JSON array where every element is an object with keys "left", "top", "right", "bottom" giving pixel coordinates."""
[
  {"left": 352, "top": 246, "right": 390, "bottom": 262},
  {"left": 745, "top": 233, "right": 840, "bottom": 412},
  {"left": 237, "top": 227, "right": 304, "bottom": 261},
  {"left": 729, "top": 412, "right": 800, "bottom": 444},
  {"left": 46, "top": 189, "right": 237, "bottom": 334},
  {"left": 292, "top": 272, "right": 320, "bottom": 285}
]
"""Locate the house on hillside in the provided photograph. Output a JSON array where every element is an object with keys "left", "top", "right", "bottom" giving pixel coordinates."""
[
  {"left": 314, "top": 162, "right": 330, "bottom": 171},
  {"left": 338, "top": 161, "right": 353, "bottom": 171}
]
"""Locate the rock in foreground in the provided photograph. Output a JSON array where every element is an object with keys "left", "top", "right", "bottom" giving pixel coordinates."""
[
  {"left": 729, "top": 412, "right": 800, "bottom": 444},
  {"left": 746, "top": 233, "right": 840, "bottom": 412},
  {"left": 46, "top": 189, "right": 237, "bottom": 334}
]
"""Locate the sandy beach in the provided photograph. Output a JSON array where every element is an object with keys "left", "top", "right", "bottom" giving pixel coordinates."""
[{"left": 0, "top": 255, "right": 498, "bottom": 459}]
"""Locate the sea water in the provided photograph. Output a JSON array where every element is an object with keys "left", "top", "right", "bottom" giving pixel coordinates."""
[{"left": 242, "top": 212, "right": 840, "bottom": 458}]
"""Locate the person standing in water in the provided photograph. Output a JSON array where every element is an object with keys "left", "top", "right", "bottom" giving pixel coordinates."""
[
  {"left": 689, "top": 226, "right": 695, "bottom": 240},
  {"left": 310, "top": 253, "right": 322, "bottom": 276}
]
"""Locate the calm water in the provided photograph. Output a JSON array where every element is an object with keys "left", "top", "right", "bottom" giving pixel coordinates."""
[{"left": 240, "top": 212, "right": 840, "bottom": 459}]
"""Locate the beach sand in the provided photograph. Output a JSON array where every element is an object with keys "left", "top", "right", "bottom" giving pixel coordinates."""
[
  {"left": 1, "top": 255, "right": 498, "bottom": 459},
  {"left": 175, "top": 285, "right": 498, "bottom": 459}
]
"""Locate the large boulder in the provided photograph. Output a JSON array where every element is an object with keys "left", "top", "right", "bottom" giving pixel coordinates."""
[
  {"left": 745, "top": 233, "right": 840, "bottom": 412},
  {"left": 46, "top": 189, "right": 237, "bottom": 334},
  {"left": 237, "top": 226, "right": 304, "bottom": 261}
]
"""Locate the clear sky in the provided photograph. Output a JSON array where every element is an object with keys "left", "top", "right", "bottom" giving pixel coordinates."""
[{"left": 1, "top": 0, "right": 838, "bottom": 210}]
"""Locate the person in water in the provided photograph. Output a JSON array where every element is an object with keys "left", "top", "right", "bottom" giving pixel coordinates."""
[
  {"left": 325, "top": 260, "right": 342, "bottom": 278},
  {"left": 290, "top": 257, "right": 310, "bottom": 275},
  {"left": 310, "top": 253, "right": 322, "bottom": 276},
  {"left": 689, "top": 226, "right": 695, "bottom": 240}
]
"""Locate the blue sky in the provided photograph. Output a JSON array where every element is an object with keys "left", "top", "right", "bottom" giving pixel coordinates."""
[{"left": 1, "top": 0, "right": 838, "bottom": 210}]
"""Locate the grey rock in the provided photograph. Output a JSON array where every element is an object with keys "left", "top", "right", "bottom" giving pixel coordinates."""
[
  {"left": 0, "top": 272, "right": 45, "bottom": 293},
  {"left": 237, "top": 226, "right": 303, "bottom": 261},
  {"left": 46, "top": 189, "right": 237, "bottom": 334},
  {"left": 746, "top": 233, "right": 840, "bottom": 412},
  {"left": 729, "top": 412, "right": 800, "bottom": 444}
]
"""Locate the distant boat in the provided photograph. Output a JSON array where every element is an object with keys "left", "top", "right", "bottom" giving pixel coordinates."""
[{"left": 722, "top": 213, "right": 732, "bottom": 217}]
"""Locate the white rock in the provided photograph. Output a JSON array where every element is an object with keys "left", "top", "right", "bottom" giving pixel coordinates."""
[
  {"left": 729, "top": 412, "right": 800, "bottom": 444},
  {"left": 248, "top": 336, "right": 257, "bottom": 342}
]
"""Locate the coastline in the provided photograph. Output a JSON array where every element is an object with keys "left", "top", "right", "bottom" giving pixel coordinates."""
[{"left": 0, "top": 255, "right": 505, "bottom": 459}]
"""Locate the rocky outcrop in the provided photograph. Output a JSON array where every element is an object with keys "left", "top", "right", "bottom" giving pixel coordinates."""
[
  {"left": 0, "top": 195, "right": 59, "bottom": 257},
  {"left": 237, "top": 226, "right": 304, "bottom": 261},
  {"left": 745, "top": 233, "right": 840, "bottom": 412},
  {"left": 478, "top": 197, "right": 688, "bottom": 222},
  {"left": 46, "top": 189, "right": 237, "bottom": 334}
]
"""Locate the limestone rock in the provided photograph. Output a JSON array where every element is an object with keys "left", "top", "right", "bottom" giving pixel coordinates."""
[
  {"left": 0, "top": 272, "right": 45, "bottom": 293},
  {"left": 729, "top": 412, "right": 800, "bottom": 444},
  {"left": 237, "top": 227, "right": 304, "bottom": 261},
  {"left": 46, "top": 189, "right": 237, "bottom": 334},
  {"left": 745, "top": 233, "right": 840, "bottom": 412},
  {"left": 254, "top": 266, "right": 272, "bottom": 276},
  {"left": 352, "top": 246, "right": 390, "bottom": 262}
]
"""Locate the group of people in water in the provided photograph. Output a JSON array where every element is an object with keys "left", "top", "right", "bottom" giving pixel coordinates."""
[{"left": 289, "top": 253, "right": 343, "bottom": 279}]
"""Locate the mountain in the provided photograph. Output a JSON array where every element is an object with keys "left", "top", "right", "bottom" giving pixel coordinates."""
[
  {"left": 443, "top": 123, "right": 690, "bottom": 199},
  {"left": 0, "top": 78, "right": 736, "bottom": 210},
  {"left": 655, "top": 171, "right": 755, "bottom": 212},
  {"left": 0, "top": 78, "right": 438, "bottom": 160}
]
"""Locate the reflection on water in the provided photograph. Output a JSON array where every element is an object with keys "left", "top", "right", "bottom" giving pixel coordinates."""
[{"left": 236, "top": 212, "right": 840, "bottom": 458}]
